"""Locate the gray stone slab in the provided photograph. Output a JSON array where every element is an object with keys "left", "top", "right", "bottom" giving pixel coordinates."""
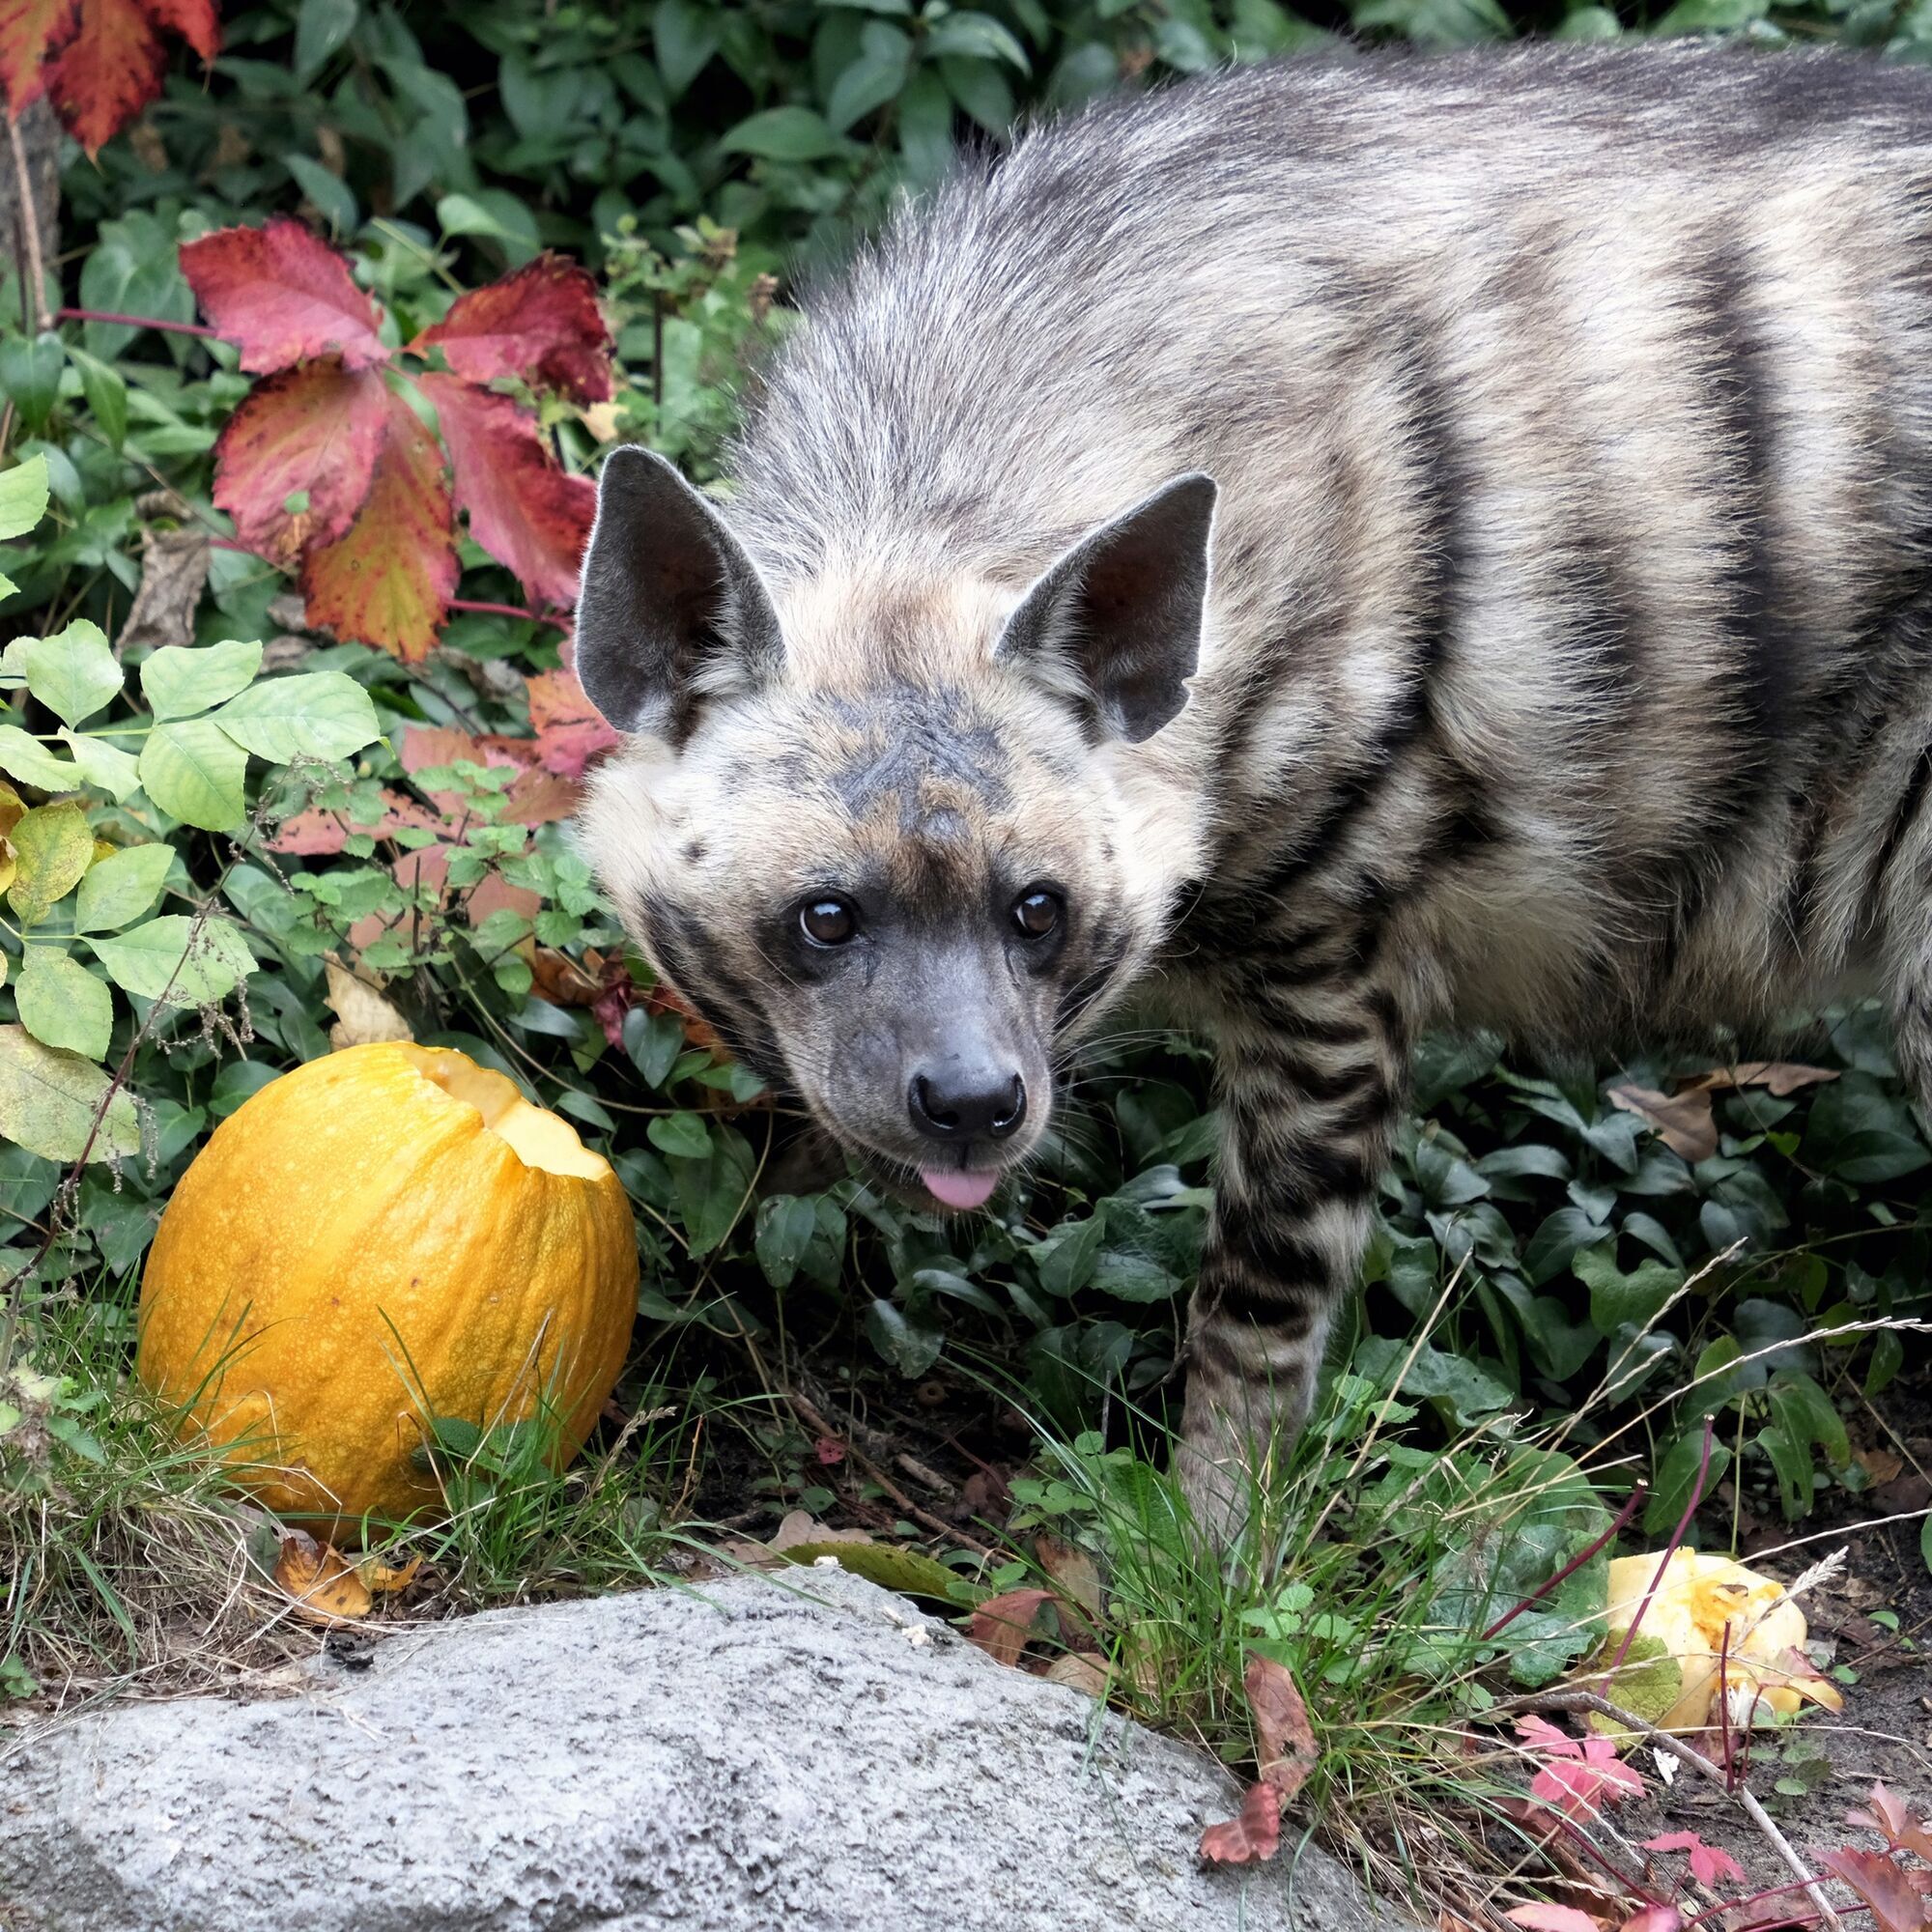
[{"left": 1, "top": 1568, "right": 1420, "bottom": 1932}]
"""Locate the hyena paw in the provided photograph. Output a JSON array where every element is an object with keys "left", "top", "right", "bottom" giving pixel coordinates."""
[{"left": 1175, "top": 1406, "right": 1259, "bottom": 1553}]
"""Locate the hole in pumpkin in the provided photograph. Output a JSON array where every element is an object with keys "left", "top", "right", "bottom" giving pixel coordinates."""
[{"left": 398, "top": 1046, "right": 608, "bottom": 1180}]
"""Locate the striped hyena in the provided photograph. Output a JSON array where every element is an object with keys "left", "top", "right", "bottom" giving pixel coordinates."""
[{"left": 578, "top": 45, "right": 1932, "bottom": 1540}]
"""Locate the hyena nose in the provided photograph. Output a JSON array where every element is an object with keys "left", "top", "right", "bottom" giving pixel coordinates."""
[{"left": 907, "top": 1068, "right": 1027, "bottom": 1144}]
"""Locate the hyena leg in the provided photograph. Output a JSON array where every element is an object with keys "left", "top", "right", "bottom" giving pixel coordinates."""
[{"left": 1179, "top": 993, "right": 1406, "bottom": 1544}]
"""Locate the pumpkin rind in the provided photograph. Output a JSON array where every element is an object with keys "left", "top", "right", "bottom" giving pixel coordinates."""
[{"left": 137, "top": 1041, "right": 638, "bottom": 1528}]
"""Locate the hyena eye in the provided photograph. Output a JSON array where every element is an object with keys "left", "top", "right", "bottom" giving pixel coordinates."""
[
  {"left": 1012, "top": 889, "right": 1063, "bottom": 938},
  {"left": 800, "top": 897, "right": 858, "bottom": 947}
]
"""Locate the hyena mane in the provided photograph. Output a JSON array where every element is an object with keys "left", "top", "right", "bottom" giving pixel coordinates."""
[{"left": 576, "top": 43, "right": 1932, "bottom": 1541}]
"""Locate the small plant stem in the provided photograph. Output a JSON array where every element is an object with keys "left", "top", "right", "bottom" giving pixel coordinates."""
[
  {"left": 447, "top": 597, "right": 568, "bottom": 631},
  {"left": 1527, "top": 1689, "right": 1847, "bottom": 1932},
  {"left": 1482, "top": 1484, "right": 1646, "bottom": 1641},
  {"left": 51, "top": 305, "right": 217, "bottom": 338},
  {"left": 7, "top": 116, "right": 48, "bottom": 332},
  {"left": 1719, "top": 1617, "right": 1736, "bottom": 1791},
  {"left": 1607, "top": 1416, "right": 1714, "bottom": 1679}
]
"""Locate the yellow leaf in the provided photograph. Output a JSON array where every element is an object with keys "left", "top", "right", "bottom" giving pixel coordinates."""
[
  {"left": 324, "top": 960, "right": 413, "bottom": 1051},
  {"left": 272, "top": 1529, "right": 373, "bottom": 1623},
  {"left": 0, "top": 781, "right": 23, "bottom": 841},
  {"left": 9, "top": 801, "right": 95, "bottom": 925}
]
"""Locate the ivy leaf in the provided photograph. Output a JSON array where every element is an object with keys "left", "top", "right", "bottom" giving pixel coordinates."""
[
  {"left": 0, "top": 724, "right": 77, "bottom": 792},
  {"left": 754, "top": 1194, "right": 819, "bottom": 1289},
  {"left": 409, "top": 254, "right": 614, "bottom": 404},
  {"left": 140, "top": 639, "right": 263, "bottom": 721},
  {"left": 0, "top": 1024, "right": 139, "bottom": 1161},
  {"left": 865, "top": 1297, "right": 945, "bottom": 1378},
  {"left": 86, "top": 913, "right": 255, "bottom": 1005},
  {"left": 420, "top": 373, "right": 594, "bottom": 608},
  {"left": 0, "top": 452, "right": 49, "bottom": 597},
  {"left": 300, "top": 390, "right": 457, "bottom": 662},
  {"left": 179, "top": 217, "right": 386, "bottom": 374},
  {"left": 9, "top": 800, "right": 94, "bottom": 924},
  {"left": 58, "top": 729, "right": 141, "bottom": 802},
  {"left": 14, "top": 947, "right": 112, "bottom": 1060},
  {"left": 526, "top": 666, "right": 619, "bottom": 778},
  {"left": 209, "top": 359, "right": 388, "bottom": 564},
  {"left": 74, "top": 842, "right": 172, "bottom": 933},
  {"left": 10, "top": 618, "right": 124, "bottom": 726},
  {"left": 136, "top": 717, "right": 249, "bottom": 830},
  {"left": 210, "top": 671, "right": 380, "bottom": 765}
]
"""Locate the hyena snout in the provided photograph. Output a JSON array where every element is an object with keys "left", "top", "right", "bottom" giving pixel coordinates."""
[{"left": 907, "top": 1062, "right": 1028, "bottom": 1145}]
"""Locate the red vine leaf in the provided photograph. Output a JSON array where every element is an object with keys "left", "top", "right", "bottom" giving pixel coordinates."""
[
  {"left": 410, "top": 254, "right": 614, "bottom": 405},
  {"left": 0, "top": 0, "right": 81, "bottom": 112},
  {"left": 1816, "top": 1849, "right": 1932, "bottom": 1932},
  {"left": 212, "top": 358, "right": 388, "bottom": 565},
  {"left": 181, "top": 217, "right": 387, "bottom": 374},
  {"left": 1849, "top": 1785, "right": 1932, "bottom": 1864},
  {"left": 526, "top": 665, "right": 619, "bottom": 780},
  {"left": 420, "top": 373, "right": 594, "bottom": 609},
  {"left": 3, "top": 0, "right": 215, "bottom": 153},
  {"left": 1199, "top": 1780, "right": 1281, "bottom": 1866},
  {"left": 301, "top": 390, "right": 457, "bottom": 663},
  {"left": 1641, "top": 1833, "right": 1747, "bottom": 1890}
]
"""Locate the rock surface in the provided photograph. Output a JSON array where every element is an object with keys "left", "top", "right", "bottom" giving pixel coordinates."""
[{"left": 3, "top": 1569, "right": 1418, "bottom": 1932}]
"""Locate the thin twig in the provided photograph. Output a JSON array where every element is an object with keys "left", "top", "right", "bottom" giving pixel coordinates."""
[
  {"left": 1527, "top": 1689, "right": 1846, "bottom": 1932},
  {"left": 51, "top": 305, "right": 215, "bottom": 337},
  {"left": 7, "top": 114, "right": 48, "bottom": 332}
]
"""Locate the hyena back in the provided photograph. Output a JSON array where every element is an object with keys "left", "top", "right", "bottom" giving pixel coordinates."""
[{"left": 578, "top": 46, "right": 1932, "bottom": 1539}]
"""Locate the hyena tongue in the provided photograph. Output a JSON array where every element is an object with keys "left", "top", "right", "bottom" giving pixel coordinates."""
[{"left": 921, "top": 1168, "right": 1000, "bottom": 1211}]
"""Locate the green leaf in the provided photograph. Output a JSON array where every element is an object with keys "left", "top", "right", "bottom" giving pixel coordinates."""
[
  {"left": 0, "top": 455, "right": 49, "bottom": 596},
  {"left": 140, "top": 639, "right": 263, "bottom": 722},
  {"left": 66, "top": 347, "right": 128, "bottom": 450},
  {"left": 0, "top": 334, "right": 63, "bottom": 436},
  {"left": 0, "top": 1024, "right": 140, "bottom": 1162},
  {"left": 14, "top": 949, "right": 113, "bottom": 1060},
  {"left": 1755, "top": 1424, "right": 1814, "bottom": 1520},
  {"left": 647, "top": 1110, "right": 712, "bottom": 1159},
  {"left": 1573, "top": 1244, "right": 1684, "bottom": 1335},
  {"left": 60, "top": 731, "right": 141, "bottom": 803},
  {"left": 86, "top": 915, "right": 256, "bottom": 1006},
  {"left": 1644, "top": 1429, "right": 1734, "bottom": 1534},
  {"left": 209, "top": 671, "right": 380, "bottom": 764},
  {"left": 9, "top": 801, "right": 95, "bottom": 925},
  {"left": 923, "top": 10, "right": 1030, "bottom": 67},
  {"left": 295, "top": 0, "right": 359, "bottom": 78},
  {"left": 12, "top": 620, "right": 125, "bottom": 727},
  {"left": 0, "top": 724, "right": 79, "bottom": 792},
  {"left": 1767, "top": 1370, "right": 1851, "bottom": 1468},
  {"left": 1354, "top": 1336, "right": 1514, "bottom": 1428},
  {"left": 1031, "top": 1214, "right": 1103, "bottom": 1296},
  {"left": 622, "top": 1005, "right": 685, "bottom": 1088},
  {"left": 865, "top": 1297, "right": 944, "bottom": 1378},
  {"left": 779, "top": 1543, "right": 965, "bottom": 1604},
  {"left": 1920, "top": 1512, "right": 1931, "bottom": 1579},
  {"left": 654, "top": 0, "right": 720, "bottom": 95},
  {"left": 755, "top": 1193, "right": 820, "bottom": 1288},
  {"left": 74, "top": 844, "right": 174, "bottom": 934},
  {"left": 719, "top": 106, "right": 842, "bottom": 161},
  {"left": 137, "top": 719, "right": 249, "bottom": 831}
]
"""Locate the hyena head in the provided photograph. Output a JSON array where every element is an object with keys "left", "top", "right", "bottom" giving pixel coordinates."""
[{"left": 574, "top": 446, "right": 1215, "bottom": 1211}]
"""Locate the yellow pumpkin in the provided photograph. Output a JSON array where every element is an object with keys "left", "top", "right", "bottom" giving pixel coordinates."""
[{"left": 138, "top": 1041, "right": 638, "bottom": 1529}]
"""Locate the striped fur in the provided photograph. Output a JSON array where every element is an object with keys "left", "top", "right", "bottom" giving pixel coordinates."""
[{"left": 580, "top": 44, "right": 1932, "bottom": 1539}]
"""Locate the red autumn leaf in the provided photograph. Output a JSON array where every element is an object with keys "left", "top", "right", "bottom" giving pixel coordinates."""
[
  {"left": 410, "top": 254, "right": 614, "bottom": 405},
  {"left": 346, "top": 841, "right": 541, "bottom": 957},
  {"left": 4, "top": 0, "right": 215, "bottom": 154},
  {"left": 181, "top": 217, "right": 387, "bottom": 375},
  {"left": 1620, "top": 1908, "right": 1685, "bottom": 1932},
  {"left": 1504, "top": 1907, "right": 1608, "bottom": 1932},
  {"left": 0, "top": 0, "right": 80, "bottom": 111},
  {"left": 1245, "top": 1654, "right": 1318, "bottom": 1804},
  {"left": 1517, "top": 1718, "right": 1644, "bottom": 1821},
  {"left": 1199, "top": 1779, "right": 1280, "bottom": 1866},
  {"left": 301, "top": 390, "right": 457, "bottom": 662},
  {"left": 397, "top": 724, "right": 579, "bottom": 828},
  {"left": 211, "top": 358, "right": 387, "bottom": 565},
  {"left": 267, "top": 786, "right": 443, "bottom": 856},
  {"left": 813, "top": 1435, "right": 845, "bottom": 1466},
  {"left": 1817, "top": 1850, "right": 1932, "bottom": 1932},
  {"left": 1641, "top": 1833, "right": 1747, "bottom": 1891},
  {"left": 1850, "top": 1785, "right": 1932, "bottom": 1864},
  {"left": 420, "top": 372, "right": 594, "bottom": 609},
  {"left": 964, "top": 1587, "right": 1055, "bottom": 1670},
  {"left": 526, "top": 665, "right": 619, "bottom": 780}
]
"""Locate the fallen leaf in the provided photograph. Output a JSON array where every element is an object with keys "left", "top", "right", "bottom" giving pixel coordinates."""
[
  {"left": 409, "top": 253, "right": 613, "bottom": 405},
  {"left": 526, "top": 665, "right": 619, "bottom": 779},
  {"left": 1849, "top": 1783, "right": 1932, "bottom": 1863},
  {"left": 1246, "top": 1652, "right": 1319, "bottom": 1804},
  {"left": 965, "top": 1586, "right": 1055, "bottom": 1669},
  {"left": 528, "top": 947, "right": 606, "bottom": 1008},
  {"left": 355, "top": 1552, "right": 422, "bottom": 1594},
  {"left": 1641, "top": 1833, "right": 1747, "bottom": 1890},
  {"left": 1506, "top": 1908, "right": 1609, "bottom": 1932},
  {"left": 1816, "top": 1849, "right": 1931, "bottom": 1932},
  {"left": 1606, "top": 1084, "right": 1718, "bottom": 1164},
  {"left": 767, "top": 1510, "right": 870, "bottom": 1553},
  {"left": 267, "top": 786, "right": 443, "bottom": 856},
  {"left": 1042, "top": 1652, "right": 1111, "bottom": 1698},
  {"left": 181, "top": 217, "right": 387, "bottom": 375},
  {"left": 397, "top": 724, "right": 580, "bottom": 828},
  {"left": 117, "top": 525, "right": 212, "bottom": 654},
  {"left": 1199, "top": 1780, "right": 1281, "bottom": 1866},
  {"left": 1620, "top": 1908, "right": 1685, "bottom": 1932},
  {"left": 1681, "top": 1062, "right": 1838, "bottom": 1100},
  {"left": 1854, "top": 1448, "right": 1905, "bottom": 1487},
  {"left": 272, "top": 1529, "right": 372, "bottom": 1623},
  {"left": 324, "top": 960, "right": 412, "bottom": 1050},
  {"left": 1034, "top": 1532, "right": 1103, "bottom": 1623}
]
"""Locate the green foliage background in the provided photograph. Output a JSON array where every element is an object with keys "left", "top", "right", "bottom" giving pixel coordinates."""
[{"left": 3, "top": 0, "right": 1928, "bottom": 1584}]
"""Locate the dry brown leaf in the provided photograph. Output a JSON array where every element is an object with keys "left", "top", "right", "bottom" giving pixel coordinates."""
[
  {"left": 529, "top": 946, "right": 608, "bottom": 1008},
  {"left": 1199, "top": 1780, "right": 1281, "bottom": 1865},
  {"left": 1042, "top": 1652, "right": 1111, "bottom": 1698},
  {"left": 1681, "top": 1062, "right": 1838, "bottom": 1099},
  {"left": 965, "top": 1587, "right": 1056, "bottom": 1669},
  {"left": 273, "top": 1530, "right": 372, "bottom": 1623},
  {"left": 1606, "top": 1085, "right": 1719, "bottom": 1163},
  {"left": 324, "top": 960, "right": 412, "bottom": 1051},
  {"left": 1034, "top": 1532, "right": 1104, "bottom": 1622},
  {"left": 356, "top": 1552, "right": 423, "bottom": 1595},
  {"left": 1854, "top": 1447, "right": 1906, "bottom": 1487},
  {"left": 118, "top": 526, "right": 213, "bottom": 656},
  {"left": 1247, "top": 1652, "right": 1319, "bottom": 1801},
  {"left": 767, "top": 1510, "right": 871, "bottom": 1553}
]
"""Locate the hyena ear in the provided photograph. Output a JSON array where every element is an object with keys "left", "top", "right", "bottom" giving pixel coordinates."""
[
  {"left": 576, "top": 444, "right": 784, "bottom": 738},
  {"left": 994, "top": 471, "right": 1217, "bottom": 744}
]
